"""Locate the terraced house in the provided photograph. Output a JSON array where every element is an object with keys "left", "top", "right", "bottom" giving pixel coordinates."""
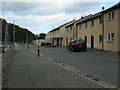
[
  {"left": 76, "top": 13, "right": 103, "bottom": 50},
  {"left": 46, "top": 20, "right": 75, "bottom": 46},
  {"left": 0, "top": 18, "right": 2, "bottom": 44},
  {"left": 45, "top": 2, "right": 120, "bottom": 53},
  {"left": 102, "top": 3, "right": 120, "bottom": 52}
]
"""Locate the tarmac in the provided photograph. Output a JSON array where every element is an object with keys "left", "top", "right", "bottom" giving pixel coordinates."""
[
  {"left": 1, "top": 45, "right": 107, "bottom": 88},
  {"left": 2, "top": 45, "right": 119, "bottom": 89}
]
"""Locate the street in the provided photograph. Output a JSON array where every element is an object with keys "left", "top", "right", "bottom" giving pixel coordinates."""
[
  {"left": 30, "top": 45, "right": 118, "bottom": 88},
  {"left": 1, "top": 1, "right": 120, "bottom": 89},
  {"left": 2, "top": 44, "right": 119, "bottom": 88},
  {"left": 0, "top": 47, "right": 2, "bottom": 89}
]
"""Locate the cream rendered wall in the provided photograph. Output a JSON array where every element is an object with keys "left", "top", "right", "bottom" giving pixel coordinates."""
[
  {"left": 104, "top": 8, "right": 119, "bottom": 52},
  {"left": 59, "top": 26, "right": 67, "bottom": 46},
  {"left": 58, "top": 21, "right": 75, "bottom": 46},
  {"left": 66, "top": 25, "right": 74, "bottom": 44},
  {"left": 78, "top": 17, "right": 102, "bottom": 49}
]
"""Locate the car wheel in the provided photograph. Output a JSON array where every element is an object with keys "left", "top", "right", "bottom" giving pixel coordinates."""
[
  {"left": 68, "top": 47, "right": 70, "bottom": 50},
  {"left": 84, "top": 48, "right": 87, "bottom": 51},
  {"left": 72, "top": 48, "right": 75, "bottom": 52}
]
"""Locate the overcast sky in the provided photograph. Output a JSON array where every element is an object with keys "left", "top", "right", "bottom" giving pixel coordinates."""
[{"left": 1, "top": 1, "right": 119, "bottom": 34}]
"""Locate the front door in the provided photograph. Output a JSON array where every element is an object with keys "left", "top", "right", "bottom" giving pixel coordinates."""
[
  {"left": 57, "top": 38, "right": 59, "bottom": 46},
  {"left": 66, "top": 38, "right": 68, "bottom": 46},
  {"left": 52, "top": 39, "right": 54, "bottom": 45},
  {"left": 91, "top": 36, "right": 94, "bottom": 48},
  {"left": 85, "top": 36, "right": 87, "bottom": 43},
  {"left": 60, "top": 38, "right": 63, "bottom": 46}
]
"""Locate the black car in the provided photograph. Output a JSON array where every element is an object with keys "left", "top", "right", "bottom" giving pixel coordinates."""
[
  {"left": 41, "top": 42, "right": 51, "bottom": 46},
  {"left": 68, "top": 39, "right": 87, "bottom": 52}
]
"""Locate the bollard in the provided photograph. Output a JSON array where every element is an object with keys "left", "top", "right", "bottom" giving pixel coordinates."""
[
  {"left": 27, "top": 45, "right": 29, "bottom": 50},
  {"left": 38, "top": 46, "right": 40, "bottom": 57}
]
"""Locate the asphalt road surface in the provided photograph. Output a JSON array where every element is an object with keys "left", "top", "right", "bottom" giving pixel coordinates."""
[{"left": 30, "top": 45, "right": 118, "bottom": 88}]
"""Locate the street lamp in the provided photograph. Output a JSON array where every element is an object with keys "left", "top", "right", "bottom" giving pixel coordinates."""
[
  {"left": 102, "top": 7, "right": 105, "bottom": 51},
  {"left": 13, "top": 20, "right": 15, "bottom": 45}
]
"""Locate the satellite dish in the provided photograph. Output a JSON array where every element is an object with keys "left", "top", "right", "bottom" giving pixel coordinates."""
[{"left": 102, "top": 7, "right": 105, "bottom": 10}]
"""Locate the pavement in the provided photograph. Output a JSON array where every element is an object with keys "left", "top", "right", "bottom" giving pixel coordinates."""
[
  {"left": 31, "top": 45, "right": 119, "bottom": 88},
  {"left": 2, "top": 45, "right": 114, "bottom": 88},
  {"left": 79, "top": 48, "right": 119, "bottom": 61},
  {"left": 0, "top": 53, "right": 2, "bottom": 90}
]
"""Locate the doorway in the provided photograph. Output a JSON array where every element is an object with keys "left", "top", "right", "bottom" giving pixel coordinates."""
[
  {"left": 60, "top": 38, "right": 63, "bottom": 46},
  {"left": 91, "top": 36, "right": 94, "bottom": 48},
  {"left": 66, "top": 38, "right": 68, "bottom": 46},
  {"left": 85, "top": 36, "right": 87, "bottom": 43}
]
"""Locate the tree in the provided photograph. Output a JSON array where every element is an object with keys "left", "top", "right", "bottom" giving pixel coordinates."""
[
  {"left": 39, "top": 33, "right": 46, "bottom": 39},
  {"left": 2, "top": 19, "right": 35, "bottom": 44}
]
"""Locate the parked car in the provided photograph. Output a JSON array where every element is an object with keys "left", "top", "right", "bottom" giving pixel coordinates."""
[
  {"left": 68, "top": 39, "right": 87, "bottom": 52},
  {"left": 0, "top": 44, "right": 5, "bottom": 53},
  {"left": 41, "top": 42, "right": 51, "bottom": 46}
]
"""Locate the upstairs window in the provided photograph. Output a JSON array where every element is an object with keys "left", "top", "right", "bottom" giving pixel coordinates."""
[
  {"left": 70, "top": 26, "right": 72, "bottom": 31},
  {"left": 100, "top": 17, "right": 103, "bottom": 24},
  {"left": 91, "top": 20, "right": 94, "bottom": 27},
  {"left": 108, "top": 11, "right": 114, "bottom": 20},
  {"left": 79, "top": 24, "right": 82, "bottom": 30},
  {"left": 66, "top": 28, "right": 68, "bottom": 32},
  {"left": 85, "top": 22, "right": 87, "bottom": 28}
]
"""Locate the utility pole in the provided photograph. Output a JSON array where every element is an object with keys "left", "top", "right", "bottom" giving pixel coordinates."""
[
  {"left": 5, "top": 24, "right": 8, "bottom": 45},
  {"left": 26, "top": 35, "right": 28, "bottom": 49},
  {"left": 30, "top": 34, "right": 31, "bottom": 44},
  {"left": 13, "top": 21, "right": 15, "bottom": 45},
  {"left": 102, "top": 7, "right": 105, "bottom": 51}
]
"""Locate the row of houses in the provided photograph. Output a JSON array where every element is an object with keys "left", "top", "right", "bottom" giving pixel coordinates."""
[{"left": 45, "top": 2, "right": 120, "bottom": 53}]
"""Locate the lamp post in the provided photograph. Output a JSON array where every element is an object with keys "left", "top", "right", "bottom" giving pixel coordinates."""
[
  {"left": 5, "top": 24, "right": 8, "bottom": 45},
  {"left": 102, "top": 7, "right": 105, "bottom": 51},
  {"left": 13, "top": 21, "right": 15, "bottom": 45}
]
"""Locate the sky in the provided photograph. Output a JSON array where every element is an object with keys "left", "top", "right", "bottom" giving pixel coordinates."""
[{"left": 0, "top": 0, "right": 119, "bottom": 34}]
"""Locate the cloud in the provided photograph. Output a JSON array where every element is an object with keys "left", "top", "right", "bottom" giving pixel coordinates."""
[
  {"left": 2, "top": 2, "right": 101, "bottom": 16},
  {"left": 1, "top": 2, "right": 118, "bottom": 34}
]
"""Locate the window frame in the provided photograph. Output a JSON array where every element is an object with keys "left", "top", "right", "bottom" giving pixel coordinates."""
[
  {"left": 107, "top": 33, "right": 114, "bottom": 42},
  {"left": 79, "top": 24, "right": 82, "bottom": 30},
  {"left": 98, "top": 35, "right": 103, "bottom": 43},
  {"left": 66, "top": 27, "right": 68, "bottom": 32},
  {"left": 91, "top": 20, "right": 94, "bottom": 27},
  {"left": 85, "top": 22, "right": 87, "bottom": 28},
  {"left": 70, "top": 26, "right": 73, "bottom": 31},
  {"left": 99, "top": 17, "right": 103, "bottom": 24},
  {"left": 108, "top": 11, "right": 114, "bottom": 20}
]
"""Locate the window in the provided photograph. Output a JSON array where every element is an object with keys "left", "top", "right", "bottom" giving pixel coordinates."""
[
  {"left": 108, "top": 11, "right": 114, "bottom": 20},
  {"left": 67, "top": 28, "right": 68, "bottom": 32},
  {"left": 107, "top": 33, "right": 114, "bottom": 42},
  {"left": 91, "top": 20, "right": 94, "bottom": 27},
  {"left": 111, "top": 33, "right": 114, "bottom": 41},
  {"left": 108, "top": 34, "right": 110, "bottom": 41},
  {"left": 85, "top": 22, "right": 87, "bottom": 28},
  {"left": 70, "top": 26, "right": 72, "bottom": 31},
  {"left": 100, "top": 17, "right": 103, "bottom": 24},
  {"left": 99, "top": 35, "right": 103, "bottom": 42},
  {"left": 79, "top": 24, "right": 82, "bottom": 30}
]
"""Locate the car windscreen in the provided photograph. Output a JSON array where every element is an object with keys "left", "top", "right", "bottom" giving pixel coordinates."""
[{"left": 75, "top": 40, "right": 85, "bottom": 44}]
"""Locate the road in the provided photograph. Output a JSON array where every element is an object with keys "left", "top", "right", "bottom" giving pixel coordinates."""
[
  {"left": 0, "top": 48, "right": 2, "bottom": 89},
  {"left": 3, "top": 45, "right": 109, "bottom": 88},
  {"left": 30, "top": 45, "right": 118, "bottom": 88}
]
